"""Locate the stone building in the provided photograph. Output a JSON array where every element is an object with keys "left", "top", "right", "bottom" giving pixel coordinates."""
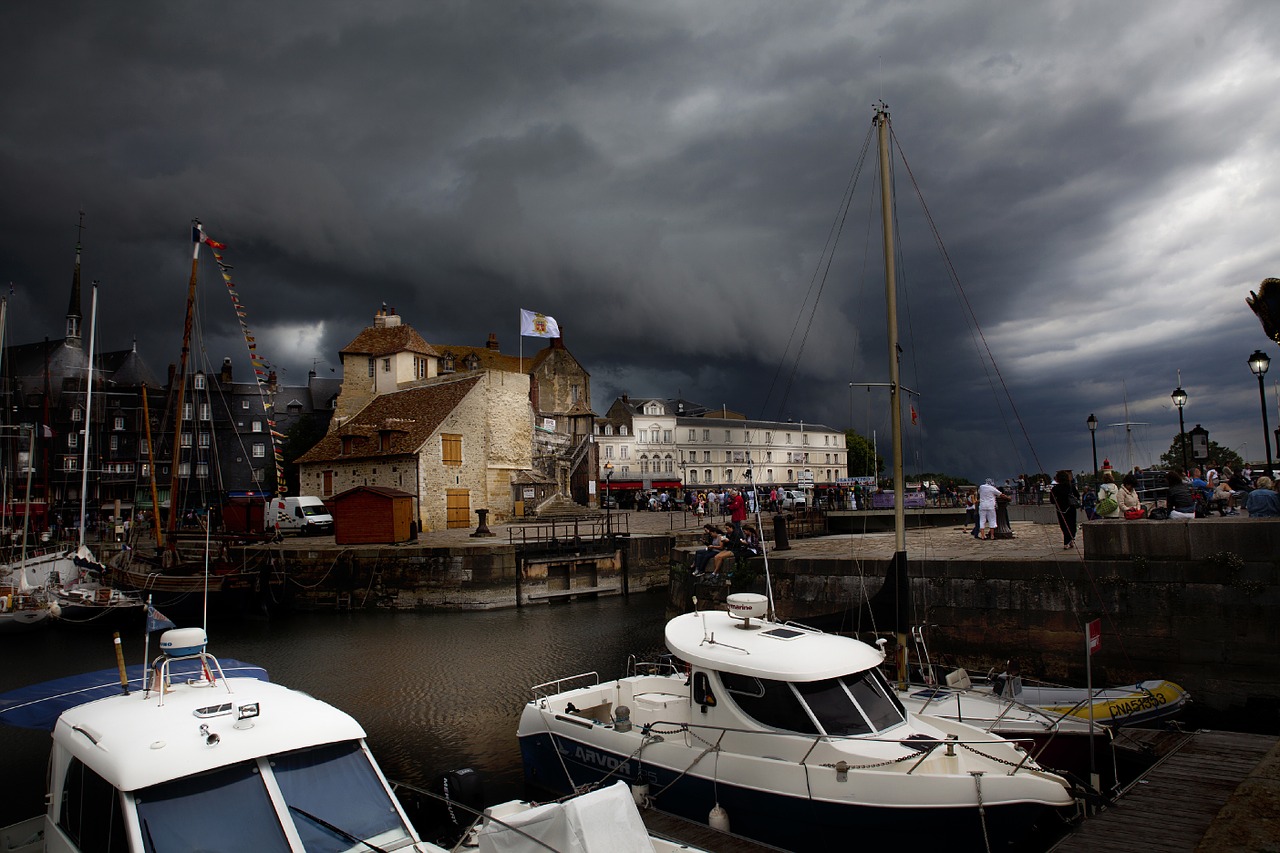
[
  {"left": 319, "top": 306, "right": 596, "bottom": 517},
  {"left": 296, "top": 371, "right": 533, "bottom": 530},
  {"left": 594, "top": 395, "right": 846, "bottom": 493}
]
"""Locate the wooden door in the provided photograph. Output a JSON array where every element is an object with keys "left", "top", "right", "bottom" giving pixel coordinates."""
[{"left": 446, "top": 489, "right": 470, "bottom": 529}]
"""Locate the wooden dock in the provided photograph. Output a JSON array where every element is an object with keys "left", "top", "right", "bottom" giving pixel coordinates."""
[{"left": 1049, "top": 730, "right": 1279, "bottom": 852}]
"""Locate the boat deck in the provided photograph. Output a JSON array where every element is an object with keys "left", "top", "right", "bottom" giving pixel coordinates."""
[{"left": 1049, "top": 729, "right": 1279, "bottom": 852}]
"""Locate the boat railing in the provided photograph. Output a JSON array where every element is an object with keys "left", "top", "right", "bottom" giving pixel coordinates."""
[
  {"left": 637, "top": 717, "right": 1042, "bottom": 776},
  {"left": 624, "top": 655, "right": 682, "bottom": 679},
  {"left": 530, "top": 671, "right": 600, "bottom": 701},
  {"left": 150, "top": 650, "right": 234, "bottom": 706}
]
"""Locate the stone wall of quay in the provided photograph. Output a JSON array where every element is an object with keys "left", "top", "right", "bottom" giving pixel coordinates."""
[
  {"left": 730, "top": 519, "right": 1280, "bottom": 720},
  {"left": 254, "top": 534, "right": 673, "bottom": 611}
]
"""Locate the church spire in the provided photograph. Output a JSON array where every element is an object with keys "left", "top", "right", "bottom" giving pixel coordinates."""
[{"left": 66, "top": 209, "right": 84, "bottom": 345}]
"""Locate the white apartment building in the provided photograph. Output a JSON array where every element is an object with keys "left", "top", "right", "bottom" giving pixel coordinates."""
[{"left": 594, "top": 396, "right": 845, "bottom": 491}]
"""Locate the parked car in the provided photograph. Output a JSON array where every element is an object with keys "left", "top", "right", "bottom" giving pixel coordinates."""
[{"left": 779, "top": 489, "right": 808, "bottom": 510}]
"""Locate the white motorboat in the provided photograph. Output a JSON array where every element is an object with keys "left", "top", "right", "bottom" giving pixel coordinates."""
[
  {"left": 0, "top": 627, "right": 442, "bottom": 853},
  {"left": 519, "top": 593, "right": 1076, "bottom": 851},
  {"left": 0, "top": 624, "right": 709, "bottom": 853}
]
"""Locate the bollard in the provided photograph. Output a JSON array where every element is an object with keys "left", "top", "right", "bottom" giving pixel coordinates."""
[
  {"left": 470, "top": 508, "right": 496, "bottom": 538},
  {"left": 772, "top": 513, "right": 790, "bottom": 551}
]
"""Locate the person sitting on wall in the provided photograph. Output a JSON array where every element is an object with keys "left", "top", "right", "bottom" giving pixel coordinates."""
[
  {"left": 1244, "top": 477, "right": 1280, "bottom": 518},
  {"left": 692, "top": 524, "right": 724, "bottom": 575},
  {"left": 1166, "top": 471, "right": 1197, "bottom": 519}
]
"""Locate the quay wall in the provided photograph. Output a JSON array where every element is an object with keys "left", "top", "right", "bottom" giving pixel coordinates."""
[
  {"left": 248, "top": 534, "right": 673, "bottom": 611},
  {"left": 696, "top": 519, "right": 1280, "bottom": 720}
]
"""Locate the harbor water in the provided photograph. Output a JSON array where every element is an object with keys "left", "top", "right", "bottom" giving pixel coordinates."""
[{"left": 0, "top": 591, "right": 670, "bottom": 829}]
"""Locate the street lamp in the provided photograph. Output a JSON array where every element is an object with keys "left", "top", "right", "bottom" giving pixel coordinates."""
[
  {"left": 1171, "top": 385, "right": 1188, "bottom": 472},
  {"left": 1249, "top": 350, "right": 1273, "bottom": 476},
  {"left": 603, "top": 461, "right": 614, "bottom": 536},
  {"left": 1086, "top": 414, "right": 1098, "bottom": 475}
]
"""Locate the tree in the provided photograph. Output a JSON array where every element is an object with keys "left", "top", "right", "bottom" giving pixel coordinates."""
[
  {"left": 845, "top": 429, "right": 883, "bottom": 477},
  {"left": 1158, "top": 434, "right": 1243, "bottom": 473}
]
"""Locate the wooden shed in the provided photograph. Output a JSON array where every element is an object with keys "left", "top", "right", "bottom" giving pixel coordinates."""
[{"left": 330, "top": 486, "right": 416, "bottom": 545}]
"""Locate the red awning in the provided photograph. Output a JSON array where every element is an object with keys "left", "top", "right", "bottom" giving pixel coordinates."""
[{"left": 599, "top": 480, "right": 683, "bottom": 490}]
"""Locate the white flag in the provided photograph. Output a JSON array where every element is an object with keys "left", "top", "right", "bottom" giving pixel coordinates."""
[{"left": 519, "top": 308, "right": 561, "bottom": 338}]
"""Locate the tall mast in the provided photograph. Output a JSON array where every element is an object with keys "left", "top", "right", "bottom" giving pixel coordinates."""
[
  {"left": 166, "top": 221, "right": 203, "bottom": 541},
  {"left": 77, "top": 284, "right": 98, "bottom": 546},
  {"left": 140, "top": 383, "right": 163, "bottom": 546},
  {"left": 876, "top": 103, "right": 909, "bottom": 687}
]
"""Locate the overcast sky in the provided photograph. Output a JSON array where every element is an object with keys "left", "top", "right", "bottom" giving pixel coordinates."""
[{"left": 3, "top": 1, "right": 1279, "bottom": 482}]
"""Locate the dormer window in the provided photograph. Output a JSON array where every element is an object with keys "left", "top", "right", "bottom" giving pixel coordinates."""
[
  {"left": 341, "top": 436, "right": 354, "bottom": 455},
  {"left": 193, "top": 372, "right": 206, "bottom": 390},
  {"left": 620, "top": 425, "right": 628, "bottom": 436},
  {"left": 440, "top": 352, "right": 456, "bottom": 374},
  {"left": 71, "top": 407, "right": 83, "bottom": 423},
  {"left": 379, "top": 432, "right": 392, "bottom": 451},
  {"left": 464, "top": 353, "right": 480, "bottom": 370}
]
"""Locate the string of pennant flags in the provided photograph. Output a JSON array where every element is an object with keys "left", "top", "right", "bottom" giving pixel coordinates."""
[{"left": 198, "top": 227, "right": 288, "bottom": 494}]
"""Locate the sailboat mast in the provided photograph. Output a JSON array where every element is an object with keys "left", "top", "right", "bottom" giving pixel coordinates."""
[
  {"left": 140, "top": 383, "right": 163, "bottom": 547},
  {"left": 876, "top": 104, "right": 910, "bottom": 687},
  {"left": 166, "top": 223, "right": 202, "bottom": 541},
  {"left": 77, "top": 283, "right": 98, "bottom": 547}
]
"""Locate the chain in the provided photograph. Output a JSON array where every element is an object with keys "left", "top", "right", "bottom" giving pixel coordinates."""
[
  {"left": 818, "top": 751, "right": 920, "bottom": 770},
  {"left": 971, "top": 771, "right": 991, "bottom": 853},
  {"left": 959, "top": 741, "right": 1029, "bottom": 770}
]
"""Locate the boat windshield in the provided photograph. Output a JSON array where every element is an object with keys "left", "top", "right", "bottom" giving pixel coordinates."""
[
  {"left": 272, "top": 740, "right": 414, "bottom": 852},
  {"left": 135, "top": 760, "right": 292, "bottom": 852},
  {"left": 134, "top": 740, "right": 412, "bottom": 853},
  {"left": 793, "top": 669, "right": 906, "bottom": 736}
]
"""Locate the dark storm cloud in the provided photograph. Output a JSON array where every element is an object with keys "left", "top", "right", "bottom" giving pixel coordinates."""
[{"left": 3, "top": 0, "right": 1280, "bottom": 481}]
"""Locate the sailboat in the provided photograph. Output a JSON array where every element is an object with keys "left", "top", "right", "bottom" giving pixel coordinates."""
[
  {"left": 40, "top": 283, "right": 144, "bottom": 627},
  {"left": 0, "top": 299, "right": 60, "bottom": 632},
  {"left": 518, "top": 106, "right": 1076, "bottom": 851},
  {"left": 107, "top": 222, "right": 282, "bottom": 616}
]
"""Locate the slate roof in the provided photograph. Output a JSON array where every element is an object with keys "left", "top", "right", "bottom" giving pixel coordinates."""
[
  {"left": 339, "top": 324, "right": 437, "bottom": 358},
  {"left": 296, "top": 374, "right": 482, "bottom": 464}
]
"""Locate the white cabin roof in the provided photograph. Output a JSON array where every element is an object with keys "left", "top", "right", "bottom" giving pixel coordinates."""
[
  {"left": 54, "top": 675, "right": 366, "bottom": 792},
  {"left": 664, "top": 610, "right": 884, "bottom": 681}
]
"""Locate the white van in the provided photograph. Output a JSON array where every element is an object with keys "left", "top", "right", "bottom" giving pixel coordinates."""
[{"left": 269, "top": 496, "right": 334, "bottom": 536}]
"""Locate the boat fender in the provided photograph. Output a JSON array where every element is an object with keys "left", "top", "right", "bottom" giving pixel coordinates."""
[
  {"left": 630, "top": 781, "right": 650, "bottom": 807},
  {"left": 437, "top": 767, "right": 485, "bottom": 826},
  {"left": 708, "top": 803, "right": 730, "bottom": 832},
  {"left": 614, "top": 705, "right": 632, "bottom": 733}
]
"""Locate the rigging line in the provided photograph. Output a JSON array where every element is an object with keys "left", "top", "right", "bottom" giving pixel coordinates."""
[
  {"left": 889, "top": 131, "right": 1137, "bottom": 670},
  {"left": 761, "top": 122, "right": 875, "bottom": 420},
  {"left": 890, "top": 128, "right": 1038, "bottom": 479}
]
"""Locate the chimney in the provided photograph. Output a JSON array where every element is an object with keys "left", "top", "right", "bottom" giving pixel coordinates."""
[
  {"left": 384, "top": 308, "right": 401, "bottom": 328},
  {"left": 374, "top": 303, "right": 388, "bottom": 328},
  {"left": 486, "top": 333, "right": 500, "bottom": 350},
  {"left": 268, "top": 370, "right": 278, "bottom": 392},
  {"left": 220, "top": 357, "right": 233, "bottom": 384},
  {"left": 167, "top": 363, "right": 176, "bottom": 387}
]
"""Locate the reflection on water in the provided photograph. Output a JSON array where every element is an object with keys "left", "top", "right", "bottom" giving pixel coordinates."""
[{"left": 0, "top": 592, "right": 669, "bottom": 827}]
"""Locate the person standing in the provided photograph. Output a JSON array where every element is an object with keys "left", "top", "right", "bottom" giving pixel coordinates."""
[
  {"left": 977, "top": 478, "right": 1002, "bottom": 540},
  {"left": 1051, "top": 470, "right": 1080, "bottom": 549},
  {"left": 728, "top": 488, "right": 747, "bottom": 537}
]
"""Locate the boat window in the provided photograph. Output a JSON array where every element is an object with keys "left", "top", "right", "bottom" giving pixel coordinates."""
[
  {"left": 795, "top": 670, "right": 905, "bottom": 736},
  {"left": 58, "top": 757, "right": 129, "bottom": 853},
  {"left": 720, "top": 672, "right": 819, "bottom": 735},
  {"left": 271, "top": 740, "right": 413, "bottom": 853},
  {"left": 134, "top": 760, "right": 291, "bottom": 852}
]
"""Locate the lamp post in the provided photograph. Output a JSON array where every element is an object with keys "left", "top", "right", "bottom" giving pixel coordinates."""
[
  {"left": 1086, "top": 414, "right": 1098, "bottom": 475},
  {"left": 603, "top": 461, "right": 614, "bottom": 537},
  {"left": 1171, "top": 385, "right": 1188, "bottom": 472},
  {"left": 1249, "top": 350, "right": 1273, "bottom": 477}
]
